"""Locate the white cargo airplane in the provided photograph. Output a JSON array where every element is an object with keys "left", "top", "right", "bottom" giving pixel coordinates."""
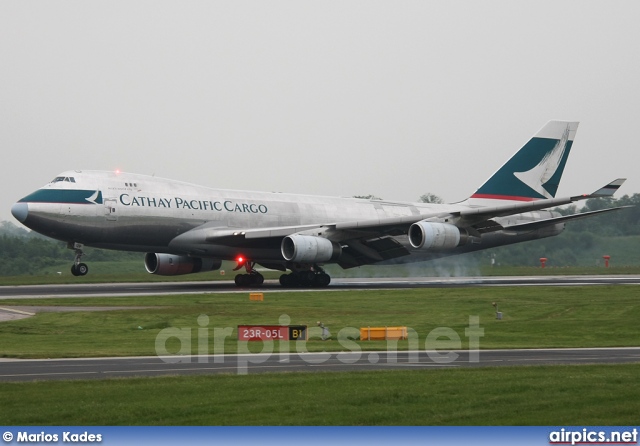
[{"left": 11, "top": 121, "right": 627, "bottom": 287}]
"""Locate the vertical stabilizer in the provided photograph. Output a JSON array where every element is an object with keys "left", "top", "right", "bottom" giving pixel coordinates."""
[{"left": 467, "top": 121, "right": 579, "bottom": 205}]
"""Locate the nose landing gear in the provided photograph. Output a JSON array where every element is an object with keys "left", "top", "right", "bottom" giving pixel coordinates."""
[{"left": 68, "top": 242, "right": 89, "bottom": 277}]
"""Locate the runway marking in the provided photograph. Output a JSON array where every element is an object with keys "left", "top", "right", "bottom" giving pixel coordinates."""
[
  {"left": 2, "top": 347, "right": 640, "bottom": 382},
  {"left": 103, "top": 367, "right": 235, "bottom": 374},
  {"left": 0, "top": 371, "right": 99, "bottom": 378},
  {"left": 377, "top": 363, "right": 460, "bottom": 368},
  {"left": 102, "top": 364, "right": 306, "bottom": 374},
  {"left": 0, "top": 307, "right": 35, "bottom": 316},
  {"left": 2, "top": 275, "right": 640, "bottom": 299}
]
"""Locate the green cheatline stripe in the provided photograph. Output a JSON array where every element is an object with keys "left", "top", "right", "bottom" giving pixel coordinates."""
[{"left": 18, "top": 189, "right": 102, "bottom": 205}]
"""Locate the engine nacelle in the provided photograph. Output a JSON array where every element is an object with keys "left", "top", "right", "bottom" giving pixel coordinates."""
[
  {"left": 408, "top": 221, "right": 468, "bottom": 250},
  {"left": 145, "top": 253, "right": 222, "bottom": 276},
  {"left": 281, "top": 234, "right": 341, "bottom": 263}
]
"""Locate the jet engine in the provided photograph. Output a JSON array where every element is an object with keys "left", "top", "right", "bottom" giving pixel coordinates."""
[
  {"left": 281, "top": 234, "right": 341, "bottom": 263},
  {"left": 408, "top": 221, "right": 468, "bottom": 250},
  {"left": 145, "top": 253, "right": 222, "bottom": 276}
]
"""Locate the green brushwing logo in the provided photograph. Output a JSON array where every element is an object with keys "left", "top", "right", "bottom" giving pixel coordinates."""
[{"left": 474, "top": 125, "right": 573, "bottom": 200}]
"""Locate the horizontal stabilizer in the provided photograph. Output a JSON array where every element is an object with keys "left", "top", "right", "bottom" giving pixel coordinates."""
[{"left": 589, "top": 178, "right": 626, "bottom": 197}]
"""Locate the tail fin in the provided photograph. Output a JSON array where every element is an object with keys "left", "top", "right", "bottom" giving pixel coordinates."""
[{"left": 467, "top": 121, "right": 579, "bottom": 204}]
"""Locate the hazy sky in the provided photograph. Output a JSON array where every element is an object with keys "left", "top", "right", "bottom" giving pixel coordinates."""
[{"left": 2, "top": 1, "right": 639, "bottom": 223}]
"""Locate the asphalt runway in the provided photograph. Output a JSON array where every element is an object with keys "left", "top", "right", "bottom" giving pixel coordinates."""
[
  {"left": 1, "top": 274, "right": 640, "bottom": 299},
  {"left": 1, "top": 276, "right": 639, "bottom": 382},
  {"left": 1, "top": 348, "right": 639, "bottom": 382}
]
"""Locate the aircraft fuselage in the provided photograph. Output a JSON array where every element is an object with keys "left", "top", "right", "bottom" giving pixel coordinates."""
[{"left": 13, "top": 170, "right": 562, "bottom": 264}]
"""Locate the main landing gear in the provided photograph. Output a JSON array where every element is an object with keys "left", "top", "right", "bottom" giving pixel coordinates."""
[
  {"left": 69, "top": 242, "right": 89, "bottom": 277},
  {"left": 279, "top": 265, "right": 331, "bottom": 288},
  {"left": 231, "top": 258, "right": 331, "bottom": 288},
  {"left": 233, "top": 259, "right": 264, "bottom": 287}
]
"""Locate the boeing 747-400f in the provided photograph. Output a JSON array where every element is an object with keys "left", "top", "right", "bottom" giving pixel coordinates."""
[{"left": 11, "top": 121, "right": 627, "bottom": 287}]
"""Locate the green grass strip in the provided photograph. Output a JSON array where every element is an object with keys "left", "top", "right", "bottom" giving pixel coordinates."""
[
  {"left": 0, "top": 364, "right": 638, "bottom": 425},
  {"left": 1, "top": 286, "right": 639, "bottom": 358}
]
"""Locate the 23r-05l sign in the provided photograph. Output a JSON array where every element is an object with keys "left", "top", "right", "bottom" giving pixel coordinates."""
[{"left": 238, "top": 325, "right": 307, "bottom": 341}]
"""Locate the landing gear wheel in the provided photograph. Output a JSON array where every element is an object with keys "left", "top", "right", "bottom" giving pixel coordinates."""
[
  {"left": 279, "top": 273, "right": 292, "bottom": 287},
  {"left": 234, "top": 272, "right": 264, "bottom": 287},
  {"left": 298, "top": 271, "right": 315, "bottom": 287},
  {"left": 316, "top": 272, "right": 331, "bottom": 287},
  {"left": 71, "top": 263, "right": 89, "bottom": 276},
  {"left": 253, "top": 273, "right": 264, "bottom": 285},
  {"left": 68, "top": 243, "right": 88, "bottom": 277},
  {"left": 77, "top": 263, "right": 89, "bottom": 276},
  {"left": 278, "top": 271, "right": 331, "bottom": 288}
]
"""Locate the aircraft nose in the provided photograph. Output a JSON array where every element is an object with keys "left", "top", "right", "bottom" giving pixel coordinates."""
[{"left": 11, "top": 202, "right": 29, "bottom": 223}]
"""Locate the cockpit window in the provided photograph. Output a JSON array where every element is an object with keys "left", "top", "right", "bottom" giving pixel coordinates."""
[{"left": 51, "top": 176, "right": 76, "bottom": 183}]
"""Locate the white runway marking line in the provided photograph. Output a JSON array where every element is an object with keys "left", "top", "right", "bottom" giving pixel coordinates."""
[
  {"left": 378, "top": 363, "right": 460, "bottom": 368},
  {"left": 103, "top": 367, "right": 237, "bottom": 375},
  {"left": 0, "top": 371, "right": 99, "bottom": 378},
  {"left": 103, "top": 363, "right": 304, "bottom": 374},
  {"left": 0, "top": 307, "right": 35, "bottom": 316}
]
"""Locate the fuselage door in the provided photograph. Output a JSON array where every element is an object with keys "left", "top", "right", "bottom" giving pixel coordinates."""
[{"left": 104, "top": 198, "right": 118, "bottom": 221}]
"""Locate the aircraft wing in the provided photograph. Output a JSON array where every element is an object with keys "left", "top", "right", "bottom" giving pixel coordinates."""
[
  {"left": 328, "top": 179, "right": 627, "bottom": 234},
  {"left": 169, "top": 179, "right": 626, "bottom": 267},
  {"left": 500, "top": 205, "right": 633, "bottom": 233},
  {"left": 450, "top": 179, "right": 627, "bottom": 227}
]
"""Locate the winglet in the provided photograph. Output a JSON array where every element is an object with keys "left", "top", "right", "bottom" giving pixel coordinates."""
[{"left": 590, "top": 178, "right": 626, "bottom": 197}]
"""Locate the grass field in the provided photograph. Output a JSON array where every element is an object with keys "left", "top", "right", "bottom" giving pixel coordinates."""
[
  {"left": 1, "top": 285, "right": 639, "bottom": 425},
  {"left": 0, "top": 364, "right": 638, "bottom": 425},
  {"left": 0, "top": 286, "right": 639, "bottom": 358}
]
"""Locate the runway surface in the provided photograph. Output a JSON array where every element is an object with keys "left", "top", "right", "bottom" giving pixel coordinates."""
[
  {"left": 1, "top": 347, "right": 639, "bottom": 382},
  {"left": 1, "top": 275, "right": 640, "bottom": 299},
  {"left": 1, "top": 276, "right": 639, "bottom": 382}
]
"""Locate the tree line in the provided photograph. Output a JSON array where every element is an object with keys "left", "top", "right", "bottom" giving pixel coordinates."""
[
  {"left": 0, "top": 222, "right": 139, "bottom": 276},
  {"left": 479, "top": 193, "right": 640, "bottom": 267}
]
